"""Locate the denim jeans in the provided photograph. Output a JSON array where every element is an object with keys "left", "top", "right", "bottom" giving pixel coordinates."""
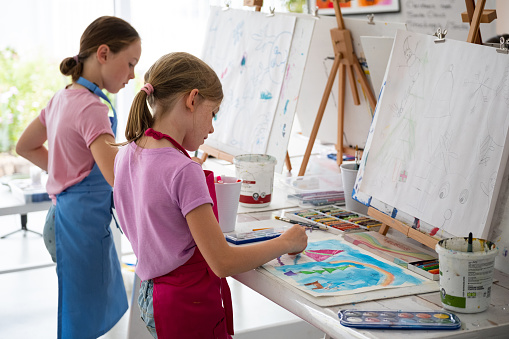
[
  {"left": 138, "top": 279, "right": 157, "bottom": 338},
  {"left": 43, "top": 204, "right": 57, "bottom": 263}
]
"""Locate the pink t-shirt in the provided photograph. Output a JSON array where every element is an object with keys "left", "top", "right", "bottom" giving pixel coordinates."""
[
  {"left": 39, "top": 88, "right": 113, "bottom": 202},
  {"left": 113, "top": 143, "right": 213, "bottom": 281}
]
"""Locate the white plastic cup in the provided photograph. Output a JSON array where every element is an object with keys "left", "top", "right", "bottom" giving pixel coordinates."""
[
  {"left": 214, "top": 176, "right": 242, "bottom": 233},
  {"left": 234, "top": 154, "right": 276, "bottom": 208},
  {"left": 435, "top": 237, "right": 498, "bottom": 313},
  {"left": 340, "top": 163, "right": 368, "bottom": 215},
  {"left": 30, "top": 166, "right": 42, "bottom": 186}
]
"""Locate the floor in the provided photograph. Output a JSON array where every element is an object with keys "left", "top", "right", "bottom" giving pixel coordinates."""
[{"left": 0, "top": 132, "right": 337, "bottom": 338}]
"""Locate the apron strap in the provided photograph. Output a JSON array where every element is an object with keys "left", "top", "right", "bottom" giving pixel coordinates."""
[
  {"left": 145, "top": 128, "right": 191, "bottom": 159},
  {"left": 76, "top": 76, "right": 118, "bottom": 137},
  {"left": 220, "top": 277, "right": 234, "bottom": 335}
]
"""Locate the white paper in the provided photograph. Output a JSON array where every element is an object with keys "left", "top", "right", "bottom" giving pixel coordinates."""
[
  {"left": 358, "top": 30, "right": 509, "bottom": 239},
  {"left": 202, "top": 7, "right": 296, "bottom": 155},
  {"left": 360, "top": 36, "right": 395, "bottom": 98},
  {"left": 295, "top": 16, "right": 406, "bottom": 149}
]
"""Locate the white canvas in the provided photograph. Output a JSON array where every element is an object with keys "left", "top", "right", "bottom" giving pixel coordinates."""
[{"left": 357, "top": 30, "right": 509, "bottom": 239}]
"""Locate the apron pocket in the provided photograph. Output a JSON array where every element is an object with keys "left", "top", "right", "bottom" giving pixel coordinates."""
[{"left": 213, "top": 317, "right": 230, "bottom": 339}]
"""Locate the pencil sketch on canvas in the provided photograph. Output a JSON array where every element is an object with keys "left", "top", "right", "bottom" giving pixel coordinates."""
[{"left": 356, "top": 30, "right": 509, "bottom": 239}]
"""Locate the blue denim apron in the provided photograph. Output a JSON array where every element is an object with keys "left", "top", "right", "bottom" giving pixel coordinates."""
[{"left": 54, "top": 77, "right": 127, "bottom": 338}]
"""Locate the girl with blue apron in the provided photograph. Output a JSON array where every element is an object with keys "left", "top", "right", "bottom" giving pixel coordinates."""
[{"left": 55, "top": 77, "right": 127, "bottom": 338}]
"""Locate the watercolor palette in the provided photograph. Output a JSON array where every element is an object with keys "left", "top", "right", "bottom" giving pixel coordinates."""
[
  {"left": 287, "top": 206, "right": 382, "bottom": 234},
  {"left": 338, "top": 310, "right": 461, "bottom": 330}
]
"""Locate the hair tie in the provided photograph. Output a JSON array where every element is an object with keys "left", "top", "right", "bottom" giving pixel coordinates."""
[
  {"left": 73, "top": 55, "right": 79, "bottom": 63},
  {"left": 141, "top": 83, "right": 154, "bottom": 95}
]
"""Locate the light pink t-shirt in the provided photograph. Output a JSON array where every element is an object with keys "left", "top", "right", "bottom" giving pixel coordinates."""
[
  {"left": 40, "top": 88, "right": 113, "bottom": 202},
  {"left": 113, "top": 143, "right": 213, "bottom": 281}
]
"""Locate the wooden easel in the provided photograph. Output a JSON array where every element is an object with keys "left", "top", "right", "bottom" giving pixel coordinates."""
[
  {"left": 297, "top": 0, "right": 377, "bottom": 176},
  {"left": 199, "top": 0, "right": 293, "bottom": 171},
  {"left": 366, "top": 0, "right": 497, "bottom": 250}
]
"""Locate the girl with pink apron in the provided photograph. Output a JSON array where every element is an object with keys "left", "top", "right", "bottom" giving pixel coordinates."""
[{"left": 144, "top": 128, "right": 233, "bottom": 338}]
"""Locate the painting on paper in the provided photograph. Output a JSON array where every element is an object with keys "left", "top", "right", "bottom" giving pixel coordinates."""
[
  {"left": 263, "top": 233, "right": 429, "bottom": 297},
  {"left": 202, "top": 7, "right": 296, "bottom": 156}
]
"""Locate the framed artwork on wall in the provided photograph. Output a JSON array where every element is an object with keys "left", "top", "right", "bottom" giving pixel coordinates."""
[{"left": 313, "top": 0, "right": 400, "bottom": 15}]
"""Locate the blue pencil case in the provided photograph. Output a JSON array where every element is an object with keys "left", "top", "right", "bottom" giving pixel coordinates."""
[{"left": 338, "top": 310, "right": 461, "bottom": 330}]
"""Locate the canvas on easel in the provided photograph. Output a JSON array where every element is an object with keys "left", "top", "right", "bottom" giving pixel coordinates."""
[
  {"left": 354, "top": 15, "right": 507, "bottom": 240},
  {"left": 200, "top": 6, "right": 314, "bottom": 173},
  {"left": 296, "top": 1, "right": 405, "bottom": 175}
]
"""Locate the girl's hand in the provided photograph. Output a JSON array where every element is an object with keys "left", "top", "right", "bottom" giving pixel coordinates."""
[{"left": 279, "top": 225, "right": 308, "bottom": 255}]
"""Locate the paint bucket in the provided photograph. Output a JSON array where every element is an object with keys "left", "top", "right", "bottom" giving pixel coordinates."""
[
  {"left": 233, "top": 154, "right": 276, "bottom": 208},
  {"left": 435, "top": 237, "right": 498, "bottom": 313}
]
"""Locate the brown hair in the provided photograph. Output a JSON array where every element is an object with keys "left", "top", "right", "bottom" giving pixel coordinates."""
[
  {"left": 124, "top": 52, "right": 223, "bottom": 144},
  {"left": 60, "top": 16, "right": 140, "bottom": 82}
]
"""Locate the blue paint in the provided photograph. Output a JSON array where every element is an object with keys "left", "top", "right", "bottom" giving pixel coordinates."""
[
  {"left": 283, "top": 99, "right": 289, "bottom": 114},
  {"left": 271, "top": 239, "right": 424, "bottom": 294},
  {"left": 241, "top": 55, "right": 246, "bottom": 66},
  {"left": 260, "top": 91, "right": 272, "bottom": 100}
]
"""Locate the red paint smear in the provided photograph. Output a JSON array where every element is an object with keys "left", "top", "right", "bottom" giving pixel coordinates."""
[
  {"left": 221, "top": 68, "right": 228, "bottom": 79},
  {"left": 430, "top": 227, "right": 439, "bottom": 236}
]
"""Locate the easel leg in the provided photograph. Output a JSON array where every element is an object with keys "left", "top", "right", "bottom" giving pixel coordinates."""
[
  {"left": 336, "top": 63, "right": 346, "bottom": 167},
  {"left": 353, "top": 60, "right": 377, "bottom": 111},
  {"left": 379, "top": 223, "right": 390, "bottom": 236},
  {"left": 347, "top": 65, "right": 360, "bottom": 105},
  {"left": 285, "top": 152, "right": 292, "bottom": 172},
  {"left": 465, "top": 0, "right": 484, "bottom": 44},
  {"left": 298, "top": 56, "right": 342, "bottom": 176}
]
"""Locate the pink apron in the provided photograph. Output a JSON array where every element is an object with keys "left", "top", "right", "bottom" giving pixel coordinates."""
[{"left": 145, "top": 128, "right": 234, "bottom": 338}]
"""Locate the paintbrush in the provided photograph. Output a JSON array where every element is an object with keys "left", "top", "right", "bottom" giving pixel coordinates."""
[{"left": 467, "top": 232, "right": 473, "bottom": 252}]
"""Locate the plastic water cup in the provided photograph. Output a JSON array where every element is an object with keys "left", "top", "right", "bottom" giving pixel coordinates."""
[
  {"left": 340, "top": 162, "right": 368, "bottom": 215},
  {"left": 214, "top": 176, "right": 242, "bottom": 233}
]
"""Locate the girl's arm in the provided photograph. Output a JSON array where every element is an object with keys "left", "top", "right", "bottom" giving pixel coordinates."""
[
  {"left": 90, "top": 134, "right": 118, "bottom": 187},
  {"left": 16, "top": 117, "right": 49, "bottom": 171},
  {"left": 187, "top": 203, "right": 308, "bottom": 278}
]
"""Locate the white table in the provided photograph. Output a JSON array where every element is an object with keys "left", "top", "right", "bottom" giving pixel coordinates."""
[
  {"left": 0, "top": 184, "right": 51, "bottom": 238},
  {"left": 232, "top": 210, "right": 509, "bottom": 339}
]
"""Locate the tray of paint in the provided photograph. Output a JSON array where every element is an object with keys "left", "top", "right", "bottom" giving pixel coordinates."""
[
  {"left": 407, "top": 259, "right": 440, "bottom": 280},
  {"left": 286, "top": 206, "right": 382, "bottom": 234},
  {"left": 287, "top": 190, "right": 345, "bottom": 207},
  {"left": 338, "top": 310, "right": 461, "bottom": 330}
]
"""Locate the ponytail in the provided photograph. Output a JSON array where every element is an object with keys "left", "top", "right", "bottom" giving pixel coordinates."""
[
  {"left": 60, "top": 56, "right": 83, "bottom": 82},
  {"left": 124, "top": 89, "right": 154, "bottom": 145}
]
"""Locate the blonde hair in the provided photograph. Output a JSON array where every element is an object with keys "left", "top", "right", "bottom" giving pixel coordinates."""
[{"left": 124, "top": 52, "right": 223, "bottom": 144}]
